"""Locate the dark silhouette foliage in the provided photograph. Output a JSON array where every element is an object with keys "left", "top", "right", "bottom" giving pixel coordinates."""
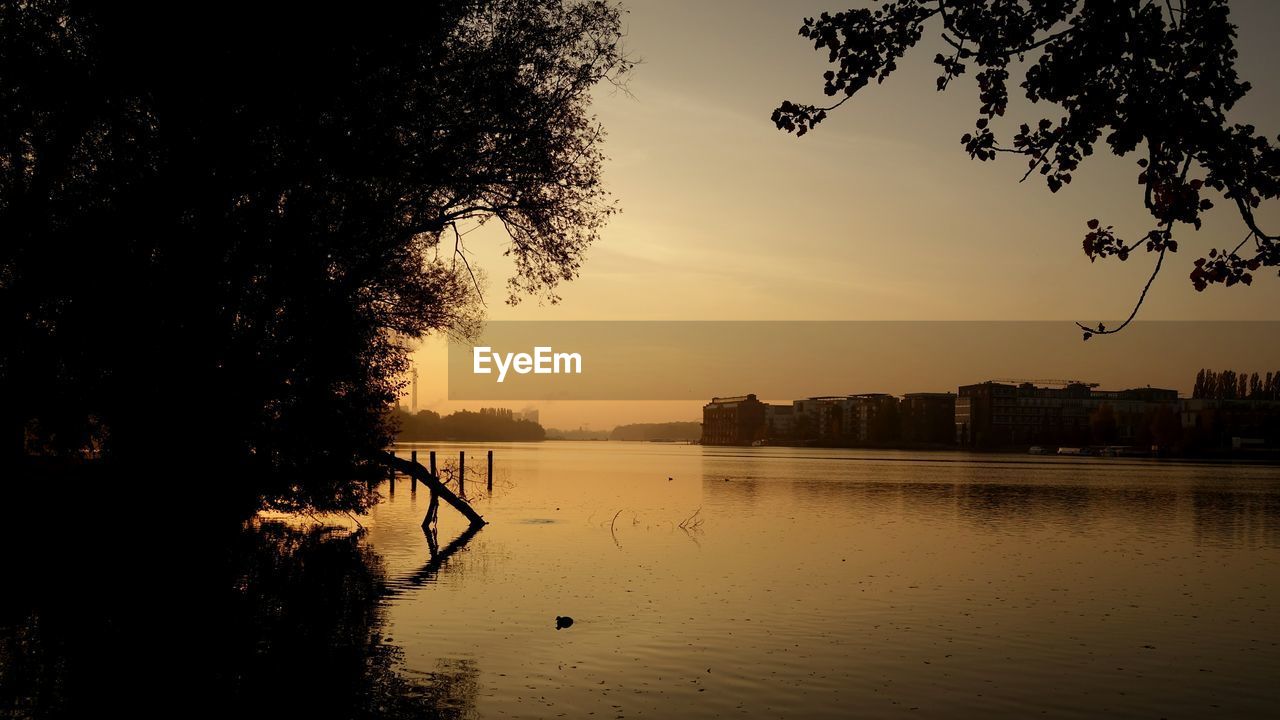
[
  {"left": 0, "top": 1, "right": 628, "bottom": 513},
  {"left": 1193, "top": 367, "right": 1280, "bottom": 399},
  {"left": 0, "top": 518, "right": 478, "bottom": 718},
  {"left": 608, "top": 421, "right": 702, "bottom": 441},
  {"left": 395, "top": 408, "right": 546, "bottom": 442},
  {"left": 773, "top": 1, "right": 1280, "bottom": 337}
]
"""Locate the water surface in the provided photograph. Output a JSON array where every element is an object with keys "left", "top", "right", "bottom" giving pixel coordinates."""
[{"left": 365, "top": 443, "right": 1280, "bottom": 719}]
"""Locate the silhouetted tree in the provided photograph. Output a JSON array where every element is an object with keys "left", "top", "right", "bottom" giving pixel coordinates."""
[
  {"left": 0, "top": 519, "right": 478, "bottom": 718},
  {"left": 1190, "top": 367, "right": 1280, "bottom": 400},
  {"left": 0, "top": 2, "right": 628, "bottom": 515},
  {"left": 396, "top": 408, "right": 545, "bottom": 442},
  {"left": 773, "top": 1, "right": 1280, "bottom": 337},
  {"left": 609, "top": 422, "right": 702, "bottom": 441}
]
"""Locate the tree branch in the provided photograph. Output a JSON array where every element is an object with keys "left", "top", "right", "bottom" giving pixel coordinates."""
[
  {"left": 1077, "top": 246, "right": 1166, "bottom": 338},
  {"left": 451, "top": 222, "right": 486, "bottom": 307}
]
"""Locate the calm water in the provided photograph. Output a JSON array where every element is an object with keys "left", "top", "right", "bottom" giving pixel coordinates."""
[
  {"left": 2, "top": 443, "right": 1278, "bottom": 718},
  {"left": 364, "top": 443, "right": 1280, "bottom": 719}
]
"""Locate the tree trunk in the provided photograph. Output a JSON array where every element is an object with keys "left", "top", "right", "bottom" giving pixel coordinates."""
[{"left": 381, "top": 452, "right": 485, "bottom": 528}]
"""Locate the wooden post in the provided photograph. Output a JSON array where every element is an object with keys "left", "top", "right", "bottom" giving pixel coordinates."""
[
  {"left": 487, "top": 450, "right": 493, "bottom": 492},
  {"left": 427, "top": 450, "right": 438, "bottom": 525},
  {"left": 459, "top": 451, "right": 466, "bottom": 498},
  {"left": 410, "top": 450, "right": 418, "bottom": 491},
  {"left": 381, "top": 452, "right": 485, "bottom": 528}
]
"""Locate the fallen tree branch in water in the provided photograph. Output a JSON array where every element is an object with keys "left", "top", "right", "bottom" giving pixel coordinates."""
[
  {"left": 678, "top": 508, "right": 703, "bottom": 531},
  {"left": 381, "top": 452, "right": 486, "bottom": 528}
]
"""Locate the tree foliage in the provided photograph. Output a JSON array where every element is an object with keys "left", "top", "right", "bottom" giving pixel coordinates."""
[
  {"left": 1, "top": 519, "right": 480, "bottom": 717},
  {"left": 1192, "top": 367, "right": 1280, "bottom": 399},
  {"left": 0, "top": 0, "right": 628, "bottom": 514},
  {"left": 608, "top": 421, "right": 703, "bottom": 441},
  {"left": 773, "top": 1, "right": 1280, "bottom": 336},
  {"left": 395, "top": 408, "right": 546, "bottom": 442}
]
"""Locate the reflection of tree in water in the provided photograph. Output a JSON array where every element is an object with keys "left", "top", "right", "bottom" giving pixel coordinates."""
[
  {"left": 954, "top": 483, "right": 1095, "bottom": 527},
  {"left": 770, "top": 477, "right": 1187, "bottom": 530},
  {"left": 0, "top": 520, "right": 477, "bottom": 719},
  {"left": 1192, "top": 489, "right": 1280, "bottom": 549},
  {"left": 717, "top": 466, "right": 1280, "bottom": 548}
]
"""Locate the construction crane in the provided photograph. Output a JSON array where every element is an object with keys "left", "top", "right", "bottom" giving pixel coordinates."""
[{"left": 992, "top": 378, "right": 1099, "bottom": 388}]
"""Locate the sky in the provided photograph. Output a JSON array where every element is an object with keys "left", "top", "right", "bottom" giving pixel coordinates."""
[{"left": 408, "top": 0, "right": 1280, "bottom": 430}]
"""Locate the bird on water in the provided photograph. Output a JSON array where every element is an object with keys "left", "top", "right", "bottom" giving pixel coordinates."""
[{"left": 555, "top": 616, "right": 574, "bottom": 630}]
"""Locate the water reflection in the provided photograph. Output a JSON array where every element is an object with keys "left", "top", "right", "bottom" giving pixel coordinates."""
[
  {"left": 6, "top": 447, "right": 1277, "bottom": 719},
  {"left": 1192, "top": 489, "right": 1280, "bottom": 548},
  {"left": 701, "top": 454, "right": 1280, "bottom": 549},
  {"left": 386, "top": 524, "right": 484, "bottom": 595},
  {"left": 0, "top": 520, "right": 477, "bottom": 719}
]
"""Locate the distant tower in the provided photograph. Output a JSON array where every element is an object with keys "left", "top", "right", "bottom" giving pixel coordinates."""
[{"left": 411, "top": 366, "right": 419, "bottom": 412}]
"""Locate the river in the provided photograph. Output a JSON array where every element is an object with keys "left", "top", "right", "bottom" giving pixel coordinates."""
[
  {"left": 363, "top": 442, "right": 1280, "bottom": 719},
  {"left": 2, "top": 442, "right": 1277, "bottom": 718}
]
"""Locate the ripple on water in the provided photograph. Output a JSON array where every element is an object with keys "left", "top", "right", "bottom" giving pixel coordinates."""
[{"left": 367, "top": 443, "right": 1280, "bottom": 719}]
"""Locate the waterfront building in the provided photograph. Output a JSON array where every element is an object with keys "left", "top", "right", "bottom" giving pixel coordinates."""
[
  {"left": 765, "top": 404, "right": 794, "bottom": 439},
  {"left": 1180, "top": 397, "right": 1280, "bottom": 450},
  {"left": 702, "top": 394, "right": 767, "bottom": 446},
  {"left": 901, "top": 392, "right": 957, "bottom": 444},
  {"left": 791, "top": 397, "right": 845, "bottom": 441},
  {"left": 844, "top": 393, "right": 900, "bottom": 443},
  {"left": 956, "top": 381, "right": 1179, "bottom": 448}
]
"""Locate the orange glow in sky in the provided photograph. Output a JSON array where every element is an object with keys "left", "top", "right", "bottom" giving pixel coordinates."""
[{"left": 408, "top": 0, "right": 1280, "bottom": 429}]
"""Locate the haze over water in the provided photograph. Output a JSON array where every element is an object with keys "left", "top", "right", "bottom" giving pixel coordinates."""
[{"left": 370, "top": 442, "right": 1280, "bottom": 719}]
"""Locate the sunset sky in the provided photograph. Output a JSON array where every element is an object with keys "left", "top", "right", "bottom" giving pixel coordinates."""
[{"left": 410, "top": 0, "right": 1280, "bottom": 429}]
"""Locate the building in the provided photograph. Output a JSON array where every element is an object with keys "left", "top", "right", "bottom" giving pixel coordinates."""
[
  {"left": 843, "top": 393, "right": 900, "bottom": 443},
  {"left": 702, "top": 394, "right": 767, "bottom": 446},
  {"left": 785, "top": 394, "right": 901, "bottom": 444},
  {"left": 1180, "top": 397, "right": 1280, "bottom": 450},
  {"left": 956, "top": 381, "right": 1179, "bottom": 447},
  {"left": 765, "top": 404, "right": 794, "bottom": 439},
  {"left": 792, "top": 397, "right": 845, "bottom": 440},
  {"left": 901, "top": 392, "right": 956, "bottom": 444}
]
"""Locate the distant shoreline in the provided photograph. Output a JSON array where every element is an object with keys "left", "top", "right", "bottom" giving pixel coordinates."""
[{"left": 389, "top": 439, "right": 1280, "bottom": 464}]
